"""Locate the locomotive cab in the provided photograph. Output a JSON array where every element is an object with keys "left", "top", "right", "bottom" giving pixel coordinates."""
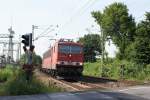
[
  {"left": 42, "top": 39, "right": 84, "bottom": 79},
  {"left": 57, "top": 42, "right": 83, "bottom": 77}
]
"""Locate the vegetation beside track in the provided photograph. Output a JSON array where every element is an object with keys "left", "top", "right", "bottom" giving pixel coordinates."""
[
  {"left": 81, "top": 2, "right": 150, "bottom": 83},
  {"left": 83, "top": 59, "right": 150, "bottom": 82},
  {"left": 0, "top": 65, "right": 63, "bottom": 96},
  {"left": 83, "top": 61, "right": 101, "bottom": 77}
]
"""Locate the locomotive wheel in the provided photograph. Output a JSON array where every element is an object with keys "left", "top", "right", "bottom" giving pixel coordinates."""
[
  {"left": 52, "top": 70, "right": 54, "bottom": 77},
  {"left": 53, "top": 70, "right": 56, "bottom": 77},
  {"left": 49, "top": 70, "right": 52, "bottom": 76},
  {"left": 53, "top": 70, "right": 56, "bottom": 78}
]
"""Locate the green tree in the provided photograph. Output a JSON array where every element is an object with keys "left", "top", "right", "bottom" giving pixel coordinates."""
[
  {"left": 78, "top": 34, "right": 101, "bottom": 62},
  {"left": 126, "top": 12, "right": 150, "bottom": 64},
  {"left": 20, "top": 53, "right": 42, "bottom": 67},
  {"left": 92, "top": 2, "right": 136, "bottom": 59},
  {"left": 34, "top": 55, "right": 42, "bottom": 68}
]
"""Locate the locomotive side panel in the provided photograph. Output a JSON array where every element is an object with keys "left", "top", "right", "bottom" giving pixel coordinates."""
[
  {"left": 42, "top": 49, "right": 52, "bottom": 69},
  {"left": 51, "top": 45, "right": 58, "bottom": 69},
  {"left": 43, "top": 57, "right": 51, "bottom": 69}
]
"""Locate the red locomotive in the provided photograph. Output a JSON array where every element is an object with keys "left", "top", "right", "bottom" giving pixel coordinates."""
[{"left": 42, "top": 39, "right": 83, "bottom": 78}]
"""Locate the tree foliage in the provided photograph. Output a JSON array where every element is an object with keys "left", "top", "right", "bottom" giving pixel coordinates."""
[
  {"left": 92, "top": 2, "right": 136, "bottom": 59},
  {"left": 126, "top": 12, "right": 150, "bottom": 64},
  {"left": 78, "top": 34, "right": 101, "bottom": 62},
  {"left": 20, "top": 53, "right": 42, "bottom": 67}
]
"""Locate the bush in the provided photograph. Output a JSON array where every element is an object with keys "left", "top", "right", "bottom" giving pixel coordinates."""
[
  {"left": 4, "top": 70, "right": 62, "bottom": 95},
  {"left": 103, "top": 59, "right": 150, "bottom": 81},
  {"left": 84, "top": 59, "right": 150, "bottom": 81},
  {"left": 0, "top": 67, "right": 14, "bottom": 82},
  {"left": 0, "top": 65, "right": 63, "bottom": 95},
  {"left": 83, "top": 61, "right": 101, "bottom": 77},
  {"left": 102, "top": 59, "right": 120, "bottom": 78}
]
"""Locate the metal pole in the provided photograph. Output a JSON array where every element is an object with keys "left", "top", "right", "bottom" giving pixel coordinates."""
[
  {"left": 8, "top": 27, "right": 14, "bottom": 62},
  {"left": 100, "top": 27, "right": 104, "bottom": 77},
  {"left": 32, "top": 25, "right": 34, "bottom": 45},
  {"left": 16, "top": 43, "right": 20, "bottom": 61},
  {"left": 19, "top": 42, "right": 21, "bottom": 60},
  {"left": 19, "top": 35, "right": 22, "bottom": 60}
]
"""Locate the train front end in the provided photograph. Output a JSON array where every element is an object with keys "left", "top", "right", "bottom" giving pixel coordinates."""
[{"left": 56, "top": 41, "right": 83, "bottom": 77}]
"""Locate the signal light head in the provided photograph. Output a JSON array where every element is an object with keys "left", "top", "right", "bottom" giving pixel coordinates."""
[
  {"left": 22, "top": 40, "right": 29, "bottom": 46},
  {"left": 21, "top": 33, "right": 32, "bottom": 46}
]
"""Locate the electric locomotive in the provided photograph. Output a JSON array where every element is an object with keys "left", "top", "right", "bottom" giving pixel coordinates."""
[{"left": 42, "top": 39, "right": 83, "bottom": 79}]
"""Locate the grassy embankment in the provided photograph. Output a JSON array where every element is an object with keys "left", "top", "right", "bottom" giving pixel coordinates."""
[
  {"left": 0, "top": 65, "right": 63, "bottom": 96},
  {"left": 83, "top": 61, "right": 101, "bottom": 77},
  {"left": 83, "top": 59, "right": 150, "bottom": 82}
]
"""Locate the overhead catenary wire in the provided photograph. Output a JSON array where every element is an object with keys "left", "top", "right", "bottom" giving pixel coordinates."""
[
  {"left": 36, "top": 25, "right": 53, "bottom": 38},
  {"left": 65, "top": 0, "right": 94, "bottom": 23},
  {"left": 34, "top": 25, "right": 58, "bottom": 41},
  {"left": 76, "top": 0, "right": 99, "bottom": 17},
  {"left": 34, "top": 29, "right": 56, "bottom": 41},
  {"left": 33, "top": 0, "right": 88, "bottom": 40},
  {"left": 58, "top": 0, "right": 98, "bottom": 33},
  {"left": 35, "top": 0, "right": 99, "bottom": 41}
]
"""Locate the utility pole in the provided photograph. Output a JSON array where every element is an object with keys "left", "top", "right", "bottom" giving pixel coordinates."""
[
  {"left": 32, "top": 25, "right": 34, "bottom": 44},
  {"left": 8, "top": 27, "right": 15, "bottom": 63},
  {"left": 0, "top": 27, "right": 21, "bottom": 63},
  {"left": 17, "top": 35, "right": 22, "bottom": 61},
  {"left": 0, "top": 40, "right": 20, "bottom": 62},
  {"left": 0, "top": 27, "right": 14, "bottom": 63},
  {"left": 16, "top": 43, "right": 20, "bottom": 62},
  {"left": 2, "top": 43, "right": 7, "bottom": 56},
  {"left": 100, "top": 27, "right": 104, "bottom": 77},
  {"left": 32, "top": 25, "right": 38, "bottom": 45}
]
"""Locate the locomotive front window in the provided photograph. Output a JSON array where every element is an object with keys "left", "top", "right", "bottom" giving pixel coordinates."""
[
  {"left": 59, "top": 45, "right": 82, "bottom": 54},
  {"left": 59, "top": 45, "right": 70, "bottom": 53},
  {"left": 70, "top": 46, "right": 82, "bottom": 54}
]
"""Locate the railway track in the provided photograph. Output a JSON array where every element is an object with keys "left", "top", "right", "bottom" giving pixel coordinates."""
[
  {"left": 35, "top": 70, "right": 85, "bottom": 91},
  {"left": 34, "top": 69, "right": 137, "bottom": 92}
]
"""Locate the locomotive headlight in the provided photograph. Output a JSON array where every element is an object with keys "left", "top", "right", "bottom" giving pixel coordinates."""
[
  {"left": 57, "top": 61, "right": 61, "bottom": 64},
  {"left": 57, "top": 61, "right": 64, "bottom": 64},
  {"left": 57, "top": 61, "right": 65, "bottom": 65},
  {"left": 79, "top": 62, "right": 83, "bottom": 66}
]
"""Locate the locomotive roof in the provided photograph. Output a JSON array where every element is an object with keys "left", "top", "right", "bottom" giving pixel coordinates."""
[
  {"left": 57, "top": 41, "right": 83, "bottom": 46},
  {"left": 43, "top": 40, "right": 83, "bottom": 56}
]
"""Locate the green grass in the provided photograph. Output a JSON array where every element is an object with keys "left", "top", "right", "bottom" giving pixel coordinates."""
[
  {"left": 0, "top": 67, "right": 14, "bottom": 82},
  {"left": 4, "top": 73, "right": 63, "bottom": 95},
  {"left": 83, "top": 61, "right": 101, "bottom": 77},
  {"left": 0, "top": 65, "right": 63, "bottom": 95},
  {"left": 83, "top": 59, "right": 150, "bottom": 82}
]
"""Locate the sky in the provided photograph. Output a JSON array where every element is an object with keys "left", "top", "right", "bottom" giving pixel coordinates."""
[{"left": 0, "top": 0, "right": 150, "bottom": 59}]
